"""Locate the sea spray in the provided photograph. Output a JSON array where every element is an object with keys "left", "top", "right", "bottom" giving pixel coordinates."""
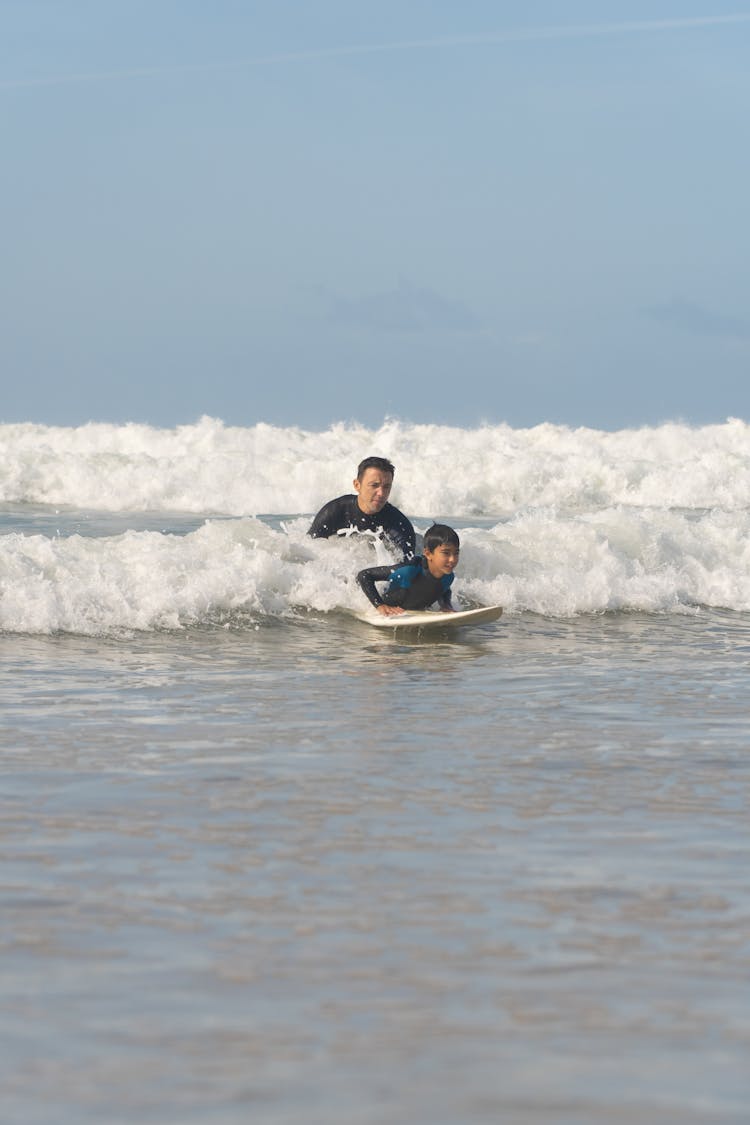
[
  {"left": 4, "top": 505, "right": 750, "bottom": 635},
  {"left": 2, "top": 416, "right": 750, "bottom": 515}
]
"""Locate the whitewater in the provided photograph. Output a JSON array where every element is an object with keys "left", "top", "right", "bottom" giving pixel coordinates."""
[{"left": 3, "top": 416, "right": 750, "bottom": 635}]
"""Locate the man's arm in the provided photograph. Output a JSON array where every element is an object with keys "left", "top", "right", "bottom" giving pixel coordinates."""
[
  {"left": 383, "top": 508, "right": 416, "bottom": 559},
  {"left": 308, "top": 497, "right": 347, "bottom": 539}
]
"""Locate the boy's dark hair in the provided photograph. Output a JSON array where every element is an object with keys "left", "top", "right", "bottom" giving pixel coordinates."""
[
  {"left": 356, "top": 456, "right": 395, "bottom": 480},
  {"left": 422, "top": 523, "right": 460, "bottom": 553}
]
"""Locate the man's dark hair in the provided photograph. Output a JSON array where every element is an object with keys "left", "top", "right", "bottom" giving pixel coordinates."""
[
  {"left": 356, "top": 456, "right": 395, "bottom": 481},
  {"left": 422, "top": 524, "right": 460, "bottom": 553}
]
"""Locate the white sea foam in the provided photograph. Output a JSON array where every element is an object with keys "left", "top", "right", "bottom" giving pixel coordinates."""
[
  {"left": 3, "top": 504, "right": 750, "bottom": 635},
  {"left": 2, "top": 415, "right": 750, "bottom": 515},
  {"left": 3, "top": 416, "right": 750, "bottom": 633}
]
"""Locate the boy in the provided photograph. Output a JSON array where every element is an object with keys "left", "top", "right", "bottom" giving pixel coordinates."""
[{"left": 356, "top": 524, "right": 460, "bottom": 617}]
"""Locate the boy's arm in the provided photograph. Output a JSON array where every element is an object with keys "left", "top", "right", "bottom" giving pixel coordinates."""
[
  {"left": 356, "top": 564, "right": 405, "bottom": 616},
  {"left": 438, "top": 575, "right": 456, "bottom": 612}
]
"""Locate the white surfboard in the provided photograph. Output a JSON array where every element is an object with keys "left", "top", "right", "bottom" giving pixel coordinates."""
[{"left": 354, "top": 604, "right": 503, "bottom": 631}]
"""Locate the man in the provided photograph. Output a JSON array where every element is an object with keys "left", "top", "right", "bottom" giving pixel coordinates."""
[{"left": 308, "top": 456, "right": 416, "bottom": 559}]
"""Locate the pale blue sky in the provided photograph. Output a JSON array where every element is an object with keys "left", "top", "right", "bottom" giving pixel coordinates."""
[{"left": 2, "top": 2, "right": 749, "bottom": 429}]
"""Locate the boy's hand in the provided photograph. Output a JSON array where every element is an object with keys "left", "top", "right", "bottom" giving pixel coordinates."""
[{"left": 377, "top": 604, "right": 405, "bottom": 616}]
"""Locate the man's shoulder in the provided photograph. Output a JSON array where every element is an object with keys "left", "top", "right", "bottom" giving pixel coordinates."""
[
  {"left": 381, "top": 501, "right": 412, "bottom": 524},
  {"left": 325, "top": 493, "right": 357, "bottom": 507},
  {"left": 308, "top": 493, "right": 358, "bottom": 537},
  {"left": 315, "top": 494, "right": 357, "bottom": 517}
]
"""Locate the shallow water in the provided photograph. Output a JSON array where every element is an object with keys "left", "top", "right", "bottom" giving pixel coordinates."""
[
  {"left": 2, "top": 610, "right": 749, "bottom": 1124},
  {"left": 4, "top": 413, "right": 750, "bottom": 1122}
]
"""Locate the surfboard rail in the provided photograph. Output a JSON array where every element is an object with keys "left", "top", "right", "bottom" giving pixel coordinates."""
[{"left": 353, "top": 604, "right": 503, "bottom": 630}]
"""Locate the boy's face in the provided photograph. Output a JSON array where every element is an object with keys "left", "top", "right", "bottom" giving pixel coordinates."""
[{"left": 424, "top": 543, "right": 460, "bottom": 579}]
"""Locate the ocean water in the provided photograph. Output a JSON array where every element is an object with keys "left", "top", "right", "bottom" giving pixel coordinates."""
[{"left": 1, "top": 418, "right": 749, "bottom": 1124}]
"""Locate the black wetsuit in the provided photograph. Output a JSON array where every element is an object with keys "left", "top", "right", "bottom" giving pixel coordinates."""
[
  {"left": 357, "top": 556, "right": 454, "bottom": 610},
  {"left": 308, "top": 494, "right": 416, "bottom": 559}
]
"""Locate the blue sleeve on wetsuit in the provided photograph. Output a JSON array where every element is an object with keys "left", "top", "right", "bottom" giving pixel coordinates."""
[{"left": 385, "top": 561, "right": 422, "bottom": 591}]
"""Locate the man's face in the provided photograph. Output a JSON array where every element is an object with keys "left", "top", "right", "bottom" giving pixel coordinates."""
[{"left": 354, "top": 468, "right": 393, "bottom": 515}]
